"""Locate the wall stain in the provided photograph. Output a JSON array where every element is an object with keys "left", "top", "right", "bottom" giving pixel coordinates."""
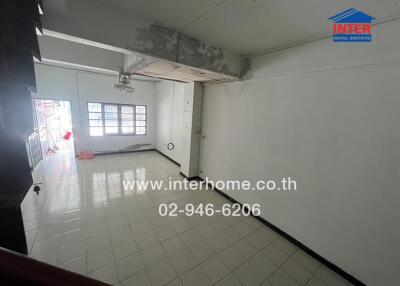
[
  {"left": 240, "top": 58, "right": 253, "bottom": 80},
  {"left": 135, "top": 23, "right": 237, "bottom": 77},
  {"left": 120, "top": 143, "right": 152, "bottom": 152},
  {"left": 136, "top": 24, "right": 178, "bottom": 62}
]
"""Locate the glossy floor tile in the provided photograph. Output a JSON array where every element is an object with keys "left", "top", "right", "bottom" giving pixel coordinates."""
[{"left": 21, "top": 150, "right": 353, "bottom": 286}]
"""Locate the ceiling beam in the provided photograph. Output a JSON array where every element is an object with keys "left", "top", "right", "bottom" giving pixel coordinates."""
[
  {"left": 37, "top": 35, "right": 121, "bottom": 73},
  {"left": 41, "top": 0, "right": 241, "bottom": 78}
]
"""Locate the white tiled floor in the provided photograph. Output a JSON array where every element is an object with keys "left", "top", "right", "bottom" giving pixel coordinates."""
[{"left": 21, "top": 150, "right": 353, "bottom": 286}]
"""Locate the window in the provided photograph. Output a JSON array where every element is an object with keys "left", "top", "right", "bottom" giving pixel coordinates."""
[
  {"left": 121, "top": 105, "right": 134, "bottom": 134},
  {"left": 88, "top": 103, "right": 103, "bottom": 136},
  {"left": 135, "top": 105, "right": 146, "bottom": 135},
  {"left": 104, "top": 104, "right": 119, "bottom": 135},
  {"left": 88, "top": 102, "right": 146, "bottom": 136}
]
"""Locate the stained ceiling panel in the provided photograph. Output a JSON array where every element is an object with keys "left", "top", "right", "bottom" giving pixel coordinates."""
[{"left": 136, "top": 62, "right": 229, "bottom": 83}]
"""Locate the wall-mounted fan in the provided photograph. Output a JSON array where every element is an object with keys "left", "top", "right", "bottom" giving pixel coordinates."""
[{"left": 113, "top": 72, "right": 135, "bottom": 93}]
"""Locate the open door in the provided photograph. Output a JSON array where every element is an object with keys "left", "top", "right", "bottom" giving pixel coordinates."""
[{"left": 33, "top": 99, "right": 75, "bottom": 157}]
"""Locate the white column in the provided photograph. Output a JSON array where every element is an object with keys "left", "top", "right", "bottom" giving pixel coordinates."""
[{"left": 180, "top": 82, "right": 203, "bottom": 178}]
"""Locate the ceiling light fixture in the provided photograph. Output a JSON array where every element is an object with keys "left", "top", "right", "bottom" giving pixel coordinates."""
[{"left": 113, "top": 72, "right": 135, "bottom": 93}]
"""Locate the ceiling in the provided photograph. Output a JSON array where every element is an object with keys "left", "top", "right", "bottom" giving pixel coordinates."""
[
  {"left": 37, "top": 34, "right": 234, "bottom": 83},
  {"left": 134, "top": 62, "right": 232, "bottom": 82},
  {"left": 91, "top": 0, "right": 400, "bottom": 56}
]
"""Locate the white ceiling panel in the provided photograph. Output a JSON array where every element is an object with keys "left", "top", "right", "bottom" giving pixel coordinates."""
[
  {"left": 89, "top": 0, "right": 400, "bottom": 56},
  {"left": 92, "top": 0, "right": 226, "bottom": 29},
  {"left": 183, "top": 0, "right": 400, "bottom": 55}
]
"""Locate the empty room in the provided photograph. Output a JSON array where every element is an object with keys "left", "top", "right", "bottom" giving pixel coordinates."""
[{"left": 0, "top": 1, "right": 399, "bottom": 286}]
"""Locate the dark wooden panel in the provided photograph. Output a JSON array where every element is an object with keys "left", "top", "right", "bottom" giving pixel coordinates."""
[
  {"left": 0, "top": 247, "right": 110, "bottom": 285},
  {"left": 0, "top": 86, "right": 34, "bottom": 136},
  {"left": 0, "top": 206, "right": 27, "bottom": 254},
  {"left": 0, "top": 136, "right": 33, "bottom": 207},
  {"left": 0, "top": 0, "right": 42, "bottom": 257}
]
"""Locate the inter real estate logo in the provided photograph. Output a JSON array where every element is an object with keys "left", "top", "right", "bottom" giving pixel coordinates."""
[{"left": 328, "top": 8, "right": 375, "bottom": 42}]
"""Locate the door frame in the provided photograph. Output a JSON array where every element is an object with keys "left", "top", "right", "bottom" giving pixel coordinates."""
[{"left": 32, "top": 98, "right": 76, "bottom": 155}]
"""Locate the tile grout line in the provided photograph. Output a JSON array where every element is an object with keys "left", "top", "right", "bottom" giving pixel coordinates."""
[{"left": 27, "top": 152, "right": 339, "bottom": 286}]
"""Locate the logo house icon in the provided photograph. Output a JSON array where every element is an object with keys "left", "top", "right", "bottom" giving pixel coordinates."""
[{"left": 328, "top": 8, "right": 375, "bottom": 42}]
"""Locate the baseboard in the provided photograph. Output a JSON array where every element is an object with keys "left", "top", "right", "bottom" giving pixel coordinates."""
[
  {"left": 198, "top": 176, "right": 366, "bottom": 286},
  {"left": 178, "top": 172, "right": 200, "bottom": 181},
  {"left": 95, "top": 148, "right": 156, "bottom": 156},
  {"left": 152, "top": 151, "right": 199, "bottom": 181},
  {"left": 78, "top": 147, "right": 365, "bottom": 285},
  {"left": 155, "top": 150, "right": 181, "bottom": 167},
  {"left": 81, "top": 148, "right": 181, "bottom": 167}
]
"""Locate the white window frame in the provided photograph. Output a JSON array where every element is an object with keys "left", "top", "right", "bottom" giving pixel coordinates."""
[{"left": 88, "top": 102, "right": 147, "bottom": 136}]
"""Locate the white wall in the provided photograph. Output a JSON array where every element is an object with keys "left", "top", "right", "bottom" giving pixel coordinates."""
[
  {"left": 32, "top": 64, "right": 156, "bottom": 153},
  {"left": 155, "top": 81, "right": 185, "bottom": 164},
  {"left": 199, "top": 20, "right": 400, "bottom": 286}
]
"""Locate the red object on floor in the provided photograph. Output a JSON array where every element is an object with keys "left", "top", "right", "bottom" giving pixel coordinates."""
[
  {"left": 63, "top": 131, "right": 72, "bottom": 140},
  {"left": 78, "top": 150, "right": 95, "bottom": 160}
]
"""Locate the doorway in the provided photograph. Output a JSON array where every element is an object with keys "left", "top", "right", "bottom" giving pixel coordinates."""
[{"left": 33, "top": 99, "right": 75, "bottom": 157}]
